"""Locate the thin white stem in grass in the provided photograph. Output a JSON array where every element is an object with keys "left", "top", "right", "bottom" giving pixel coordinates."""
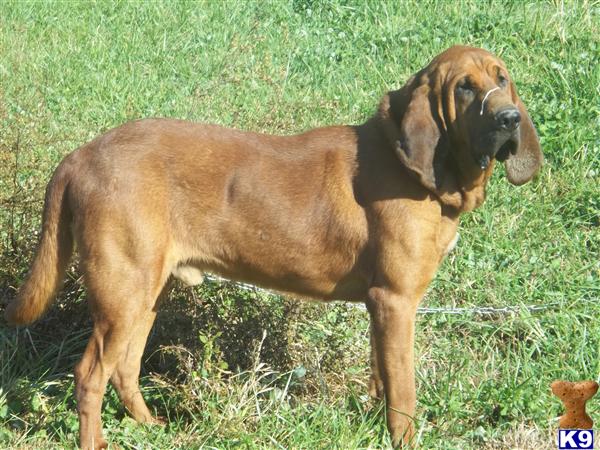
[{"left": 480, "top": 86, "right": 500, "bottom": 115}]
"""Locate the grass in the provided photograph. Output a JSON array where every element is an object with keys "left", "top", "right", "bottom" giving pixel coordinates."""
[{"left": 0, "top": 0, "right": 598, "bottom": 448}]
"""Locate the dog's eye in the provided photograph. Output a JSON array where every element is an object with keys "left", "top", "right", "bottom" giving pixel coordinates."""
[
  {"left": 456, "top": 78, "right": 475, "bottom": 95},
  {"left": 498, "top": 74, "right": 508, "bottom": 88}
]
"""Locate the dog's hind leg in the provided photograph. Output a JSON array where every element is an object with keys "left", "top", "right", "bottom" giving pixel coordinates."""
[
  {"left": 75, "top": 305, "right": 138, "bottom": 449},
  {"left": 109, "top": 279, "right": 173, "bottom": 424},
  {"left": 74, "top": 250, "right": 169, "bottom": 450}
]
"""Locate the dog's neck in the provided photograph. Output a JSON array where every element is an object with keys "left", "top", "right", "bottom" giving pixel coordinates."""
[
  {"left": 372, "top": 96, "right": 493, "bottom": 214},
  {"left": 445, "top": 152, "right": 495, "bottom": 212}
]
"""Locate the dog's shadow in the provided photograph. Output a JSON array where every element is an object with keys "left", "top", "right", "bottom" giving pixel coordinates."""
[
  {"left": 2, "top": 260, "right": 371, "bottom": 434},
  {"left": 146, "top": 280, "right": 299, "bottom": 379}
]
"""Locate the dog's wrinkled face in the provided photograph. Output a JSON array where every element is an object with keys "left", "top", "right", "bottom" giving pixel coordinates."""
[
  {"left": 450, "top": 55, "right": 520, "bottom": 170},
  {"left": 383, "top": 46, "right": 542, "bottom": 206}
]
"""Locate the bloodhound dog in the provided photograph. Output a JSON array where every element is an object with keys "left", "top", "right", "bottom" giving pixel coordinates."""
[{"left": 6, "top": 45, "right": 542, "bottom": 448}]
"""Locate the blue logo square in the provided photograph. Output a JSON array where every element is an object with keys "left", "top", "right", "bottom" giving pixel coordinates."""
[{"left": 557, "top": 429, "right": 594, "bottom": 450}]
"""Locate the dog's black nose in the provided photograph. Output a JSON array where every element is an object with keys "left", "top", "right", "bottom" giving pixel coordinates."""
[{"left": 495, "top": 108, "right": 521, "bottom": 131}]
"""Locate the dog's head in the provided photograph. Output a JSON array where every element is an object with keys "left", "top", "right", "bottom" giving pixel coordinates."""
[{"left": 380, "top": 46, "right": 543, "bottom": 207}]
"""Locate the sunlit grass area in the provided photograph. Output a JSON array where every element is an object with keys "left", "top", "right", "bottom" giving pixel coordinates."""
[{"left": 1, "top": 1, "right": 598, "bottom": 448}]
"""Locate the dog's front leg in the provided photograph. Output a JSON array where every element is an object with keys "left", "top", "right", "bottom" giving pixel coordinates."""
[
  {"left": 366, "top": 286, "right": 418, "bottom": 448},
  {"left": 368, "top": 322, "right": 385, "bottom": 399}
]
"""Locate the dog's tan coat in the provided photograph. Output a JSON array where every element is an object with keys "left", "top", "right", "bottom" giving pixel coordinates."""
[{"left": 6, "top": 46, "right": 542, "bottom": 448}]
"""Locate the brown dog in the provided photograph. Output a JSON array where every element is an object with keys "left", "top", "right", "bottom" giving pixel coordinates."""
[{"left": 6, "top": 46, "right": 542, "bottom": 448}]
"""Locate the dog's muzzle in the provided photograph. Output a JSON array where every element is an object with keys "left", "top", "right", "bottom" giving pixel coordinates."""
[
  {"left": 495, "top": 107, "right": 521, "bottom": 132},
  {"left": 476, "top": 110, "right": 521, "bottom": 169}
]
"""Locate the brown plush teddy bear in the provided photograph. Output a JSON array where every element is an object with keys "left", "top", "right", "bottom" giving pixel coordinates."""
[{"left": 551, "top": 380, "right": 598, "bottom": 429}]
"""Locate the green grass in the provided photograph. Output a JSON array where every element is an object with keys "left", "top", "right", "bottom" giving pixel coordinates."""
[{"left": 1, "top": 0, "right": 599, "bottom": 448}]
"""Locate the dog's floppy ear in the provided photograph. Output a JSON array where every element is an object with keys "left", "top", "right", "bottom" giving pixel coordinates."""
[
  {"left": 505, "top": 83, "right": 543, "bottom": 185},
  {"left": 388, "top": 78, "right": 449, "bottom": 194}
]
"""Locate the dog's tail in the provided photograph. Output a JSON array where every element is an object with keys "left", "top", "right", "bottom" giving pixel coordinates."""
[{"left": 5, "top": 159, "right": 74, "bottom": 325}]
